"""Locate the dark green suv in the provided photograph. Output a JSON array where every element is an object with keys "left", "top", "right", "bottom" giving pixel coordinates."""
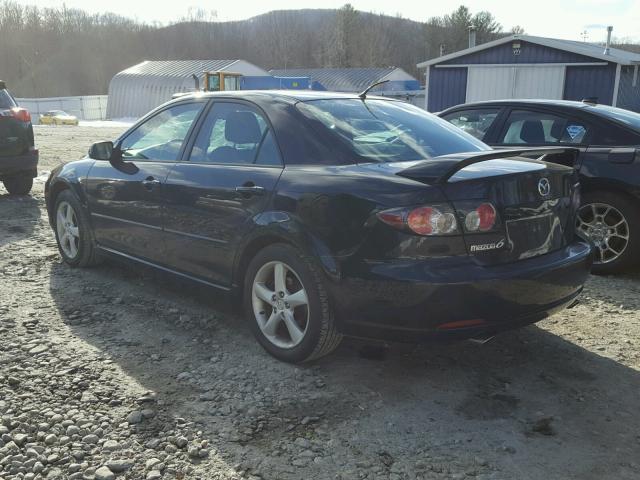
[{"left": 0, "top": 80, "right": 38, "bottom": 195}]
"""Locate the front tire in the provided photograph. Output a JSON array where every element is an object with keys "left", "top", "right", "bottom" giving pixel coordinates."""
[
  {"left": 53, "top": 190, "right": 101, "bottom": 267},
  {"left": 243, "top": 243, "right": 342, "bottom": 363},
  {"left": 577, "top": 191, "right": 639, "bottom": 274},
  {"left": 3, "top": 176, "right": 33, "bottom": 195}
]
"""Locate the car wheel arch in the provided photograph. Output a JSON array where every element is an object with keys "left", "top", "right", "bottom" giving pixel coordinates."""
[
  {"left": 232, "top": 233, "right": 296, "bottom": 293},
  {"left": 47, "top": 179, "right": 88, "bottom": 225},
  {"left": 47, "top": 181, "right": 71, "bottom": 217},
  {"left": 232, "top": 227, "right": 339, "bottom": 298},
  {"left": 580, "top": 183, "right": 640, "bottom": 207}
]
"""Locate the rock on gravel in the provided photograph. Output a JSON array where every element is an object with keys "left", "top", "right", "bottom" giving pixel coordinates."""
[
  {"left": 95, "top": 466, "right": 115, "bottom": 480},
  {"left": 126, "top": 410, "right": 143, "bottom": 424}
]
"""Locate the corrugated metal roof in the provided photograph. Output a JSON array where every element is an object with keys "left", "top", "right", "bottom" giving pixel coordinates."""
[
  {"left": 269, "top": 67, "right": 397, "bottom": 92},
  {"left": 115, "top": 60, "right": 241, "bottom": 78},
  {"left": 418, "top": 35, "right": 640, "bottom": 68}
]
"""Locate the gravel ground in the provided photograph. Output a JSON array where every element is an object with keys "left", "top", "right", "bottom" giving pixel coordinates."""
[{"left": 1, "top": 125, "right": 639, "bottom": 480}]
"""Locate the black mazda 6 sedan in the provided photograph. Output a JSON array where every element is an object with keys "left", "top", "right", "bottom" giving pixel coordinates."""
[
  {"left": 45, "top": 91, "right": 592, "bottom": 362},
  {"left": 439, "top": 100, "right": 640, "bottom": 274}
]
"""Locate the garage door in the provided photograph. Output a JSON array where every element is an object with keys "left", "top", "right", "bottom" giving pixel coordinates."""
[{"left": 466, "top": 66, "right": 565, "bottom": 102}]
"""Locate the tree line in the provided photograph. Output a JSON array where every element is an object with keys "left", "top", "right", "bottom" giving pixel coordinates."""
[{"left": 0, "top": 2, "right": 632, "bottom": 98}]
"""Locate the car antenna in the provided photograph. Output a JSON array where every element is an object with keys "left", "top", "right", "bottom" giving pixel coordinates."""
[{"left": 358, "top": 80, "right": 389, "bottom": 100}]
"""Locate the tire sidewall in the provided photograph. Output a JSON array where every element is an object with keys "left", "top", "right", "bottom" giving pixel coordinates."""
[
  {"left": 3, "top": 176, "right": 33, "bottom": 195},
  {"left": 243, "top": 244, "right": 330, "bottom": 363},
  {"left": 53, "top": 190, "right": 93, "bottom": 267},
  {"left": 581, "top": 191, "right": 639, "bottom": 274}
]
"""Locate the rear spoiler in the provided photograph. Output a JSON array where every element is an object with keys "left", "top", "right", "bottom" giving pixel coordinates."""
[{"left": 396, "top": 147, "right": 578, "bottom": 184}]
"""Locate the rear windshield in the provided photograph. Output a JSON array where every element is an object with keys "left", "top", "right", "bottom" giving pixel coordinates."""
[
  {"left": 591, "top": 105, "right": 640, "bottom": 131},
  {"left": 0, "top": 89, "right": 16, "bottom": 109},
  {"left": 296, "top": 99, "right": 488, "bottom": 163}
]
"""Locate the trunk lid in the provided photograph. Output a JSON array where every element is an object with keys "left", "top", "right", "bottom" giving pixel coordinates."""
[{"left": 396, "top": 148, "right": 580, "bottom": 264}]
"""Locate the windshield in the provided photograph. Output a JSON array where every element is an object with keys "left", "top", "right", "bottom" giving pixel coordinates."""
[
  {"left": 297, "top": 99, "right": 489, "bottom": 163},
  {"left": 591, "top": 105, "right": 640, "bottom": 131}
]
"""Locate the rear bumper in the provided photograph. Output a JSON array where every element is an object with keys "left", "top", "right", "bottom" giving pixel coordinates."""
[
  {"left": 0, "top": 150, "right": 39, "bottom": 178},
  {"left": 331, "top": 240, "right": 593, "bottom": 343}
]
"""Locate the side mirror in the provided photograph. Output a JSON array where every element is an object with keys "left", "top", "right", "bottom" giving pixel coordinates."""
[{"left": 89, "top": 141, "right": 113, "bottom": 160}]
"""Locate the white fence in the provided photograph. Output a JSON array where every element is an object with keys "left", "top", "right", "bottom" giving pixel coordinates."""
[{"left": 15, "top": 95, "right": 108, "bottom": 121}]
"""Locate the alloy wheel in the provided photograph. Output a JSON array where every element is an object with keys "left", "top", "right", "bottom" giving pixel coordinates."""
[
  {"left": 251, "top": 261, "right": 310, "bottom": 349},
  {"left": 56, "top": 201, "right": 80, "bottom": 259},
  {"left": 576, "top": 202, "right": 629, "bottom": 264}
]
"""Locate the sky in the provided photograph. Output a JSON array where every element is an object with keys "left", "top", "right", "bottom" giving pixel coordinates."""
[{"left": 23, "top": 0, "right": 640, "bottom": 42}]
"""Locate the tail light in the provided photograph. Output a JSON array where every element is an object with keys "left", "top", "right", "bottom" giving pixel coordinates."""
[
  {"left": 453, "top": 201, "right": 499, "bottom": 233},
  {"left": 12, "top": 107, "right": 31, "bottom": 122},
  {"left": 377, "top": 204, "right": 458, "bottom": 236},
  {"left": 1, "top": 107, "right": 31, "bottom": 122},
  {"left": 464, "top": 203, "right": 497, "bottom": 232}
]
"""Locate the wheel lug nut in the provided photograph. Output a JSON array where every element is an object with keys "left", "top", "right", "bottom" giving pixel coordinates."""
[
  {"left": 285, "top": 302, "right": 290, "bottom": 309},
  {"left": 271, "top": 294, "right": 277, "bottom": 301},
  {"left": 279, "top": 291, "right": 285, "bottom": 298}
]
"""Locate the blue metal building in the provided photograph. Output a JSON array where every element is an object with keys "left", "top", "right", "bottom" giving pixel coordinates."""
[
  {"left": 269, "top": 67, "right": 424, "bottom": 105},
  {"left": 418, "top": 35, "right": 640, "bottom": 113}
]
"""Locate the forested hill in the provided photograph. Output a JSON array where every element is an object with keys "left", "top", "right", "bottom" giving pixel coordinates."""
[{"left": 0, "top": 2, "right": 620, "bottom": 98}]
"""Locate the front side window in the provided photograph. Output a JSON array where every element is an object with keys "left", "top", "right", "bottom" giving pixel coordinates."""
[
  {"left": 296, "top": 99, "right": 488, "bottom": 163},
  {"left": 119, "top": 102, "right": 205, "bottom": 161},
  {"left": 441, "top": 108, "right": 500, "bottom": 140},
  {"left": 499, "top": 110, "right": 589, "bottom": 145},
  {"left": 189, "top": 102, "right": 281, "bottom": 165}
]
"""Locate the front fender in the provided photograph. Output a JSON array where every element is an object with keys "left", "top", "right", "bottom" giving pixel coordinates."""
[{"left": 45, "top": 159, "right": 95, "bottom": 225}]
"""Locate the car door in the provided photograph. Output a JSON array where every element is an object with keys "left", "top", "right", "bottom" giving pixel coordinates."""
[
  {"left": 579, "top": 119, "right": 640, "bottom": 189},
  {"left": 489, "top": 108, "right": 592, "bottom": 167},
  {"left": 162, "top": 100, "right": 284, "bottom": 286},
  {"left": 440, "top": 107, "right": 503, "bottom": 142},
  {"left": 85, "top": 101, "right": 206, "bottom": 262}
]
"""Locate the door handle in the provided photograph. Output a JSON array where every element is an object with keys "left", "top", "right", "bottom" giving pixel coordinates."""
[
  {"left": 235, "top": 184, "right": 266, "bottom": 196},
  {"left": 142, "top": 176, "right": 161, "bottom": 190}
]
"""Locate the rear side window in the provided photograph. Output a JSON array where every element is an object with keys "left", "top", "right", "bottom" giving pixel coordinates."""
[
  {"left": 441, "top": 108, "right": 500, "bottom": 141},
  {"left": 499, "top": 110, "right": 589, "bottom": 145},
  {"left": 255, "top": 130, "right": 282, "bottom": 165},
  {"left": 0, "top": 89, "right": 16, "bottom": 109},
  {"left": 189, "top": 102, "right": 282, "bottom": 165},
  {"left": 591, "top": 126, "right": 640, "bottom": 146}
]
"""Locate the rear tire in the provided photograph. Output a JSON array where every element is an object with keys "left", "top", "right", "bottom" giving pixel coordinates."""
[
  {"left": 577, "top": 191, "right": 639, "bottom": 274},
  {"left": 3, "top": 176, "right": 33, "bottom": 195},
  {"left": 243, "top": 243, "right": 342, "bottom": 363},
  {"left": 53, "top": 190, "right": 101, "bottom": 267}
]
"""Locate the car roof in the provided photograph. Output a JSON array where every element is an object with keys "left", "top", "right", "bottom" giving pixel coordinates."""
[
  {"left": 172, "top": 89, "right": 391, "bottom": 104},
  {"left": 442, "top": 99, "right": 599, "bottom": 111},
  {"left": 440, "top": 98, "right": 640, "bottom": 116}
]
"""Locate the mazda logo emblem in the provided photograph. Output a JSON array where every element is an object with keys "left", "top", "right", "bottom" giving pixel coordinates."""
[{"left": 538, "top": 178, "right": 551, "bottom": 197}]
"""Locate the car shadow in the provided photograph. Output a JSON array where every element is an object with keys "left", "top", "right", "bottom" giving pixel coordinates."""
[
  {"left": 47, "top": 258, "right": 640, "bottom": 480},
  {"left": 0, "top": 192, "right": 42, "bottom": 248}
]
